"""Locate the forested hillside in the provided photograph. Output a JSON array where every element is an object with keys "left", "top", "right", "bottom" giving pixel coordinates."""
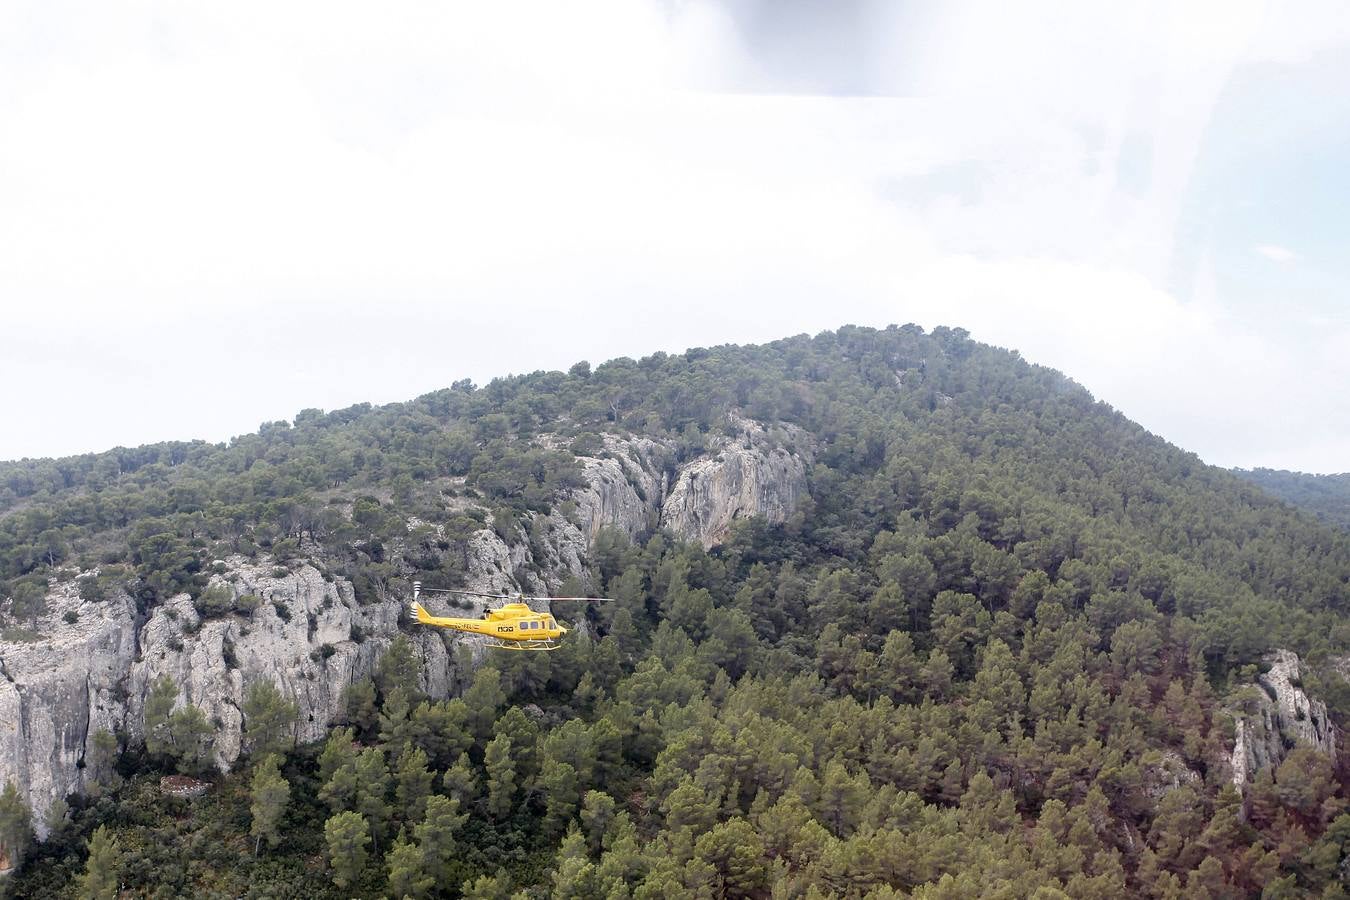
[
  {"left": 3, "top": 324, "right": 1350, "bottom": 898},
  {"left": 1236, "top": 468, "right": 1350, "bottom": 532}
]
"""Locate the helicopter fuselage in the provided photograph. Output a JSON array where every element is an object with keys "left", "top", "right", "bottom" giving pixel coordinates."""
[{"left": 412, "top": 600, "right": 566, "bottom": 646}]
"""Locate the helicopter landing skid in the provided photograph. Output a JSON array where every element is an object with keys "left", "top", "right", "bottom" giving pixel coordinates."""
[{"left": 479, "top": 636, "right": 562, "bottom": 651}]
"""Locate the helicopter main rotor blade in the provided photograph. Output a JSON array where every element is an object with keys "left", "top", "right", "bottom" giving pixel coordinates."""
[
  {"left": 413, "top": 584, "right": 616, "bottom": 602},
  {"left": 415, "top": 586, "right": 517, "bottom": 600}
]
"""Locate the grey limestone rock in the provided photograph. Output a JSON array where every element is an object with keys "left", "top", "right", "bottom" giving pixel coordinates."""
[
  {"left": 660, "top": 418, "right": 811, "bottom": 549},
  {"left": 0, "top": 580, "right": 136, "bottom": 837},
  {"left": 0, "top": 416, "right": 811, "bottom": 836},
  {"left": 1228, "top": 649, "right": 1337, "bottom": 790}
]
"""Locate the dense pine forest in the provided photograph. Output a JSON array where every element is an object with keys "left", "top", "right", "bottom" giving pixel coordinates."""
[
  {"left": 1235, "top": 469, "right": 1350, "bottom": 533},
  {"left": 3, "top": 324, "right": 1350, "bottom": 898}
]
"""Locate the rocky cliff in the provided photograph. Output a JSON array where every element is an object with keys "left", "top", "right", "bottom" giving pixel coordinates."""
[
  {"left": 1228, "top": 649, "right": 1338, "bottom": 790},
  {"left": 0, "top": 419, "right": 810, "bottom": 835},
  {"left": 0, "top": 580, "right": 136, "bottom": 834},
  {"left": 658, "top": 417, "right": 811, "bottom": 549}
]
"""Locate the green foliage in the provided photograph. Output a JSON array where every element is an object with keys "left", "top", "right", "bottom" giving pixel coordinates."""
[
  {"left": 483, "top": 734, "right": 516, "bottom": 821},
  {"left": 394, "top": 744, "right": 435, "bottom": 825},
  {"left": 354, "top": 747, "right": 392, "bottom": 853},
  {"left": 7, "top": 324, "right": 1350, "bottom": 897},
  {"left": 242, "top": 679, "right": 299, "bottom": 758},
  {"left": 142, "top": 675, "right": 178, "bottom": 759},
  {"left": 0, "top": 780, "right": 32, "bottom": 872},
  {"left": 76, "top": 825, "right": 121, "bottom": 900},
  {"left": 1237, "top": 468, "right": 1350, "bottom": 531},
  {"left": 415, "top": 793, "right": 467, "bottom": 886},
  {"left": 324, "top": 810, "right": 370, "bottom": 890},
  {"left": 166, "top": 703, "right": 216, "bottom": 774},
  {"left": 386, "top": 830, "right": 432, "bottom": 900},
  {"left": 193, "top": 583, "right": 236, "bottom": 617},
  {"left": 249, "top": 753, "right": 290, "bottom": 854},
  {"left": 377, "top": 634, "right": 422, "bottom": 701}
]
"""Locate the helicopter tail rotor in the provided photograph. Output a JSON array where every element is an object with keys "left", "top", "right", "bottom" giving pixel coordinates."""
[{"left": 410, "top": 582, "right": 433, "bottom": 624}]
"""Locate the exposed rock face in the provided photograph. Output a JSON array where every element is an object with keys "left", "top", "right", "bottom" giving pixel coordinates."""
[
  {"left": 661, "top": 419, "right": 811, "bottom": 549},
  {"left": 0, "top": 551, "right": 493, "bottom": 838},
  {"left": 0, "top": 416, "right": 811, "bottom": 836},
  {"left": 557, "top": 423, "right": 812, "bottom": 555},
  {"left": 126, "top": 560, "right": 415, "bottom": 764},
  {"left": 0, "top": 581, "right": 136, "bottom": 834},
  {"left": 1229, "top": 649, "right": 1337, "bottom": 790},
  {"left": 570, "top": 435, "right": 665, "bottom": 543}
]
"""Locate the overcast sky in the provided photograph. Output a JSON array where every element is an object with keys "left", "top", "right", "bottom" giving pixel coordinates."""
[{"left": 3, "top": 1, "right": 1349, "bottom": 472}]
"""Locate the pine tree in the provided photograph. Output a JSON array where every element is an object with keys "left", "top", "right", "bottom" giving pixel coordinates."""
[
  {"left": 542, "top": 761, "right": 581, "bottom": 838},
  {"left": 464, "top": 666, "right": 506, "bottom": 743},
  {"left": 461, "top": 871, "right": 515, "bottom": 900},
  {"left": 442, "top": 751, "right": 478, "bottom": 809},
  {"left": 377, "top": 635, "right": 423, "bottom": 701},
  {"left": 318, "top": 726, "right": 357, "bottom": 782},
  {"left": 86, "top": 729, "right": 120, "bottom": 795},
  {"left": 250, "top": 753, "right": 291, "bottom": 855},
  {"left": 394, "top": 744, "right": 434, "bottom": 824},
  {"left": 167, "top": 703, "right": 215, "bottom": 774},
  {"left": 550, "top": 825, "right": 599, "bottom": 898},
  {"left": 690, "top": 818, "right": 768, "bottom": 899},
  {"left": 492, "top": 706, "right": 539, "bottom": 783},
  {"left": 343, "top": 678, "right": 380, "bottom": 739},
  {"left": 386, "top": 830, "right": 432, "bottom": 900},
  {"left": 662, "top": 776, "right": 718, "bottom": 833},
  {"left": 43, "top": 796, "right": 70, "bottom": 847},
  {"left": 320, "top": 753, "right": 360, "bottom": 814},
  {"left": 379, "top": 686, "right": 419, "bottom": 750},
  {"left": 415, "top": 794, "right": 467, "bottom": 885},
  {"left": 817, "top": 759, "right": 866, "bottom": 837},
  {"left": 406, "top": 698, "right": 471, "bottom": 769},
  {"left": 75, "top": 825, "right": 120, "bottom": 900},
  {"left": 143, "top": 675, "right": 178, "bottom": 758},
  {"left": 324, "top": 810, "right": 370, "bottom": 891},
  {"left": 354, "top": 747, "right": 392, "bottom": 854},
  {"left": 0, "top": 781, "right": 32, "bottom": 874},
  {"left": 580, "top": 790, "right": 617, "bottom": 854},
  {"left": 484, "top": 733, "right": 516, "bottom": 820},
  {"left": 242, "top": 680, "right": 299, "bottom": 757}
]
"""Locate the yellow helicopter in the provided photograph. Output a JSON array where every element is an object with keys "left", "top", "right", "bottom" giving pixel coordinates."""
[{"left": 410, "top": 581, "right": 612, "bottom": 651}]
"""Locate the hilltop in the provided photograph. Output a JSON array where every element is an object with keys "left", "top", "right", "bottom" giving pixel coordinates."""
[{"left": 2, "top": 324, "right": 1350, "bottom": 898}]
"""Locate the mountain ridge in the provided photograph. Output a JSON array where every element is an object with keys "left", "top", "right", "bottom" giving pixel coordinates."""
[
  {"left": 1234, "top": 467, "right": 1350, "bottom": 531},
  {"left": 4, "top": 323, "right": 1350, "bottom": 897}
]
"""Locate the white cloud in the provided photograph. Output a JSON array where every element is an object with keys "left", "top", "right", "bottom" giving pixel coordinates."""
[
  {"left": 1254, "top": 244, "right": 1298, "bottom": 263},
  {"left": 1, "top": 1, "right": 1348, "bottom": 473}
]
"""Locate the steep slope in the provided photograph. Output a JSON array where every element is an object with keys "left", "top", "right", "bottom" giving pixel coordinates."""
[{"left": 3, "top": 324, "right": 1350, "bottom": 897}]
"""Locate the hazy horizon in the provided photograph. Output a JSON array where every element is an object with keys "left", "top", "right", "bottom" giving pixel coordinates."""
[{"left": 0, "top": 322, "right": 1342, "bottom": 479}]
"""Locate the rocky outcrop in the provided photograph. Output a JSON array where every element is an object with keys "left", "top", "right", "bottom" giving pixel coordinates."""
[
  {"left": 0, "top": 550, "right": 500, "bottom": 838},
  {"left": 0, "top": 580, "right": 136, "bottom": 833},
  {"left": 127, "top": 560, "right": 413, "bottom": 763},
  {"left": 661, "top": 418, "right": 811, "bottom": 549},
  {"left": 570, "top": 435, "right": 666, "bottom": 543},
  {"left": 1228, "top": 650, "right": 1337, "bottom": 790},
  {"left": 1142, "top": 749, "right": 1201, "bottom": 806},
  {"left": 0, "top": 416, "right": 812, "bottom": 836},
  {"left": 554, "top": 422, "right": 812, "bottom": 554}
]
